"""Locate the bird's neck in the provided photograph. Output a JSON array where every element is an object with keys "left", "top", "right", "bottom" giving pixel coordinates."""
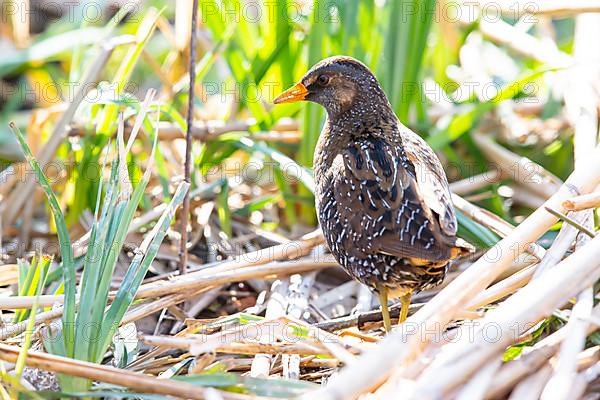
[
  {"left": 314, "top": 97, "right": 399, "bottom": 173},
  {"left": 324, "top": 94, "right": 398, "bottom": 144}
]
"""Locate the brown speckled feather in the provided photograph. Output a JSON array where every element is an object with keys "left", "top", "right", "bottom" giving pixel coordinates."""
[
  {"left": 402, "top": 125, "right": 457, "bottom": 237},
  {"left": 292, "top": 56, "right": 474, "bottom": 296}
]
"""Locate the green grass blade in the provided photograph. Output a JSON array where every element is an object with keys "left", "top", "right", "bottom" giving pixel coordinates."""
[
  {"left": 97, "top": 181, "right": 189, "bottom": 362},
  {"left": 9, "top": 122, "right": 76, "bottom": 358},
  {"left": 14, "top": 256, "right": 52, "bottom": 378}
]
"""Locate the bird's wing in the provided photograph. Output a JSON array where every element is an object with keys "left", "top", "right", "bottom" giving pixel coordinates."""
[
  {"left": 338, "top": 135, "right": 453, "bottom": 262},
  {"left": 400, "top": 125, "right": 458, "bottom": 236}
]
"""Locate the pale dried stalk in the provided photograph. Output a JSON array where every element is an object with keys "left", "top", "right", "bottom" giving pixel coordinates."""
[
  {"left": 467, "top": 263, "right": 536, "bottom": 310},
  {"left": 531, "top": 209, "right": 593, "bottom": 279},
  {"left": 509, "top": 184, "right": 547, "bottom": 209},
  {"left": 571, "top": 359, "right": 600, "bottom": 399},
  {"left": 455, "top": 355, "right": 503, "bottom": 400},
  {"left": 250, "top": 279, "right": 289, "bottom": 377},
  {"left": 1, "top": 36, "right": 135, "bottom": 226},
  {"left": 136, "top": 230, "right": 325, "bottom": 298},
  {"left": 468, "top": 0, "right": 600, "bottom": 17},
  {"left": 541, "top": 13, "right": 600, "bottom": 400},
  {"left": 511, "top": 348, "right": 599, "bottom": 400},
  {"left": 452, "top": 194, "right": 515, "bottom": 238},
  {"left": 485, "top": 308, "right": 600, "bottom": 399},
  {"left": 311, "top": 146, "right": 600, "bottom": 400},
  {"left": 563, "top": 191, "right": 600, "bottom": 211},
  {"left": 472, "top": 133, "right": 562, "bottom": 200},
  {"left": 0, "top": 308, "right": 63, "bottom": 340},
  {"left": 141, "top": 335, "right": 329, "bottom": 357},
  {"left": 0, "top": 264, "right": 18, "bottom": 286},
  {"left": 411, "top": 232, "right": 600, "bottom": 398},
  {"left": 541, "top": 288, "right": 594, "bottom": 400},
  {"left": 0, "top": 295, "right": 68, "bottom": 309},
  {"left": 0, "top": 343, "right": 250, "bottom": 399},
  {"left": 121, "top": 287, "right": 210, "bottom": 325},
  {"left": 68, "top": 120, "right": 301, "bottom": 142},
  {"left": 283, "top": 272, "right": 317, "bottom": 379},
  {"left": 452, "top": 194, "right": 546, "bottom": 262},
  {"left": 1, "top": 259, "right": 333, "bottom": 309},
  {"left": 509, "top": 364, "right": 553, "bottom": 400},
  {"left": 477, "top": 17, "right": 572, "bottom": 68},
  {"left": 449, "top": 170, "right": 504, "bottom": 195},
  {"left": 1, "top": 232, "right": 329, "bottom": 309}
]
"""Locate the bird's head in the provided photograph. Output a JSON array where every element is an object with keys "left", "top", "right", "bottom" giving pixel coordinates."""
[{"left": 274, "top": 56, "right": 387, "bottom": 117}]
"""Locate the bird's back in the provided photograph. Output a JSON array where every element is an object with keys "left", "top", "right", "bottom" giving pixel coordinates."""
[{"left": 314, "top": 119, "right": 469, "bottom": 294}]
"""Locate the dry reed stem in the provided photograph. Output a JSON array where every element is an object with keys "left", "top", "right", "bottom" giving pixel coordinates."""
[
  {"left": 470, "top": 0, "right": 600, "bottom": 17},
  {"left": 0, "top": 343, "right": 255, "bottom": 399},
  {"left": 0, "top": 308, "right": 63, "bottom": 340},
  {"left": 477, "top": 17, "right": 572, "bottom": 68},
  {"left": 135, "top": 230, "right": 326, "bottom": 298},
  {"left": 452, "top": 194, "right": 546, "bottom": 262},
  {"left": 141, "top": 334, "right": 331, "bottom": 357},
  {"left": 0, "top": 258, "right": 334, "bottom": 309},
  {"left": 455, "top": 354, "right": 503, "bottom": 400},
  {"left": 411, "top": 232, "right": 600, "bottom": 398},
  {"left": 1, "top": 232, "right": 329, "bottom": 309},
  {"left": 541, "top": 288, "right": 594, "bottom": 400},
  {"left": 1, "top": 36, "right": 135, "bottom": 226},
  {"left": 449, "top": 170, "right": 504, "bottom": 195},
  {"left": 452, "top": 194, "right": 516, "bottom": 238},
  {"left": 251, "top": 279, "right": 289, "bottom": 377},
  {"left": 178, "top": 0, "right": 199, "bottom": 275},
  {"left": 541, "top": 14, "right": 600, "bottom": 399},
  {"left": 0, "top": 264, "right": 18, "bottom": 286},
  {"left": 467, "top": 264, "right": 536, "bottom": 310},
  {"left": 472, "top": 133, "right": 562, "bottom": 200},
  {"left": 121, "top": 287, "right": 210, "bottom": 325},
  {"left": 485, "top": 308, "right": 600, "bottom": 399},
  {"left": 563, "top": 191, "right": 600, "bottom": 211},
  {"left": 68, "top": 119, "right": 300, "bottom": 141},
  {"left": 311, "top": 144, "right": 600, "bottom": 400},
  {"left": 508, "top": 364, "right": 553, "bottom": 400}
]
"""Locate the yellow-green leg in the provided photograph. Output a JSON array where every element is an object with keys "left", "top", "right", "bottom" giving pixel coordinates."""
[
  {"left": 399, "top": 291, "right": 412, "bottom": 323},
  {"left": 377, "top": 284, "right": 392, "bottom": 332}
]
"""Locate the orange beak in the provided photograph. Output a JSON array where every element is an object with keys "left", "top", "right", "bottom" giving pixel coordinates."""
[{"left": 273, "top": 82, "right": 309, "bottom": 104}]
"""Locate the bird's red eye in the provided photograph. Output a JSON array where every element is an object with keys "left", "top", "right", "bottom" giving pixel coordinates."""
[{"left": 317, "top": 74, "right": 330, "bottom": 86}]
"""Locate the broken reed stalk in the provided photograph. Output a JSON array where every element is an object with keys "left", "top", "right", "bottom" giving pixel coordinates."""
[
  {"left": 179, "top": 0, "right": 199, "bottom": 275},
  {"left": 121, "top": 287, "right": 210, "bottom": 325},
  {"left": 310, "top": 144, "right": 600, "bottom": 400},
  {"left": 563, "top": 191, "right": 600, "bottom": 211},
  {"left": 411, "top": 232, "right": 600, "bottom": 398},
  {"left": 0, "top": 343, "right": 249, "bottom": 400},
  {"left": 251, "top": 279, "right": 289, "bottom": 377},
  {"left": 137, "top": 230, "right": 325, "bottom": 298},
  {"left": 141, "top": 334, "right": 330, "bottom": 357},
  {"left": 541, "top": 14, "right": 600, "bottom": 399},
  {"left": 0, "top": 308, "right": 63, "bottom": 340},
  {"left": 0, "top": 234, "right": 329, "bottom": 310},
  {"left": 67, "top": 119, "right": 300, "bottom": 141},
  {"left": 485, "top": 307, "right": 600, "bottom": 399}
]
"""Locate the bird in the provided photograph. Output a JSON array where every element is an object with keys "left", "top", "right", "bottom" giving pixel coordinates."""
[{"left": 273, "top": 56, "right": 474, "bottom": 332}]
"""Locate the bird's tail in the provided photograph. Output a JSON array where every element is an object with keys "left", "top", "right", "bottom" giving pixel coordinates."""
[{"left": 450, "top": 237, "right": 476, "bottom": 258}]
